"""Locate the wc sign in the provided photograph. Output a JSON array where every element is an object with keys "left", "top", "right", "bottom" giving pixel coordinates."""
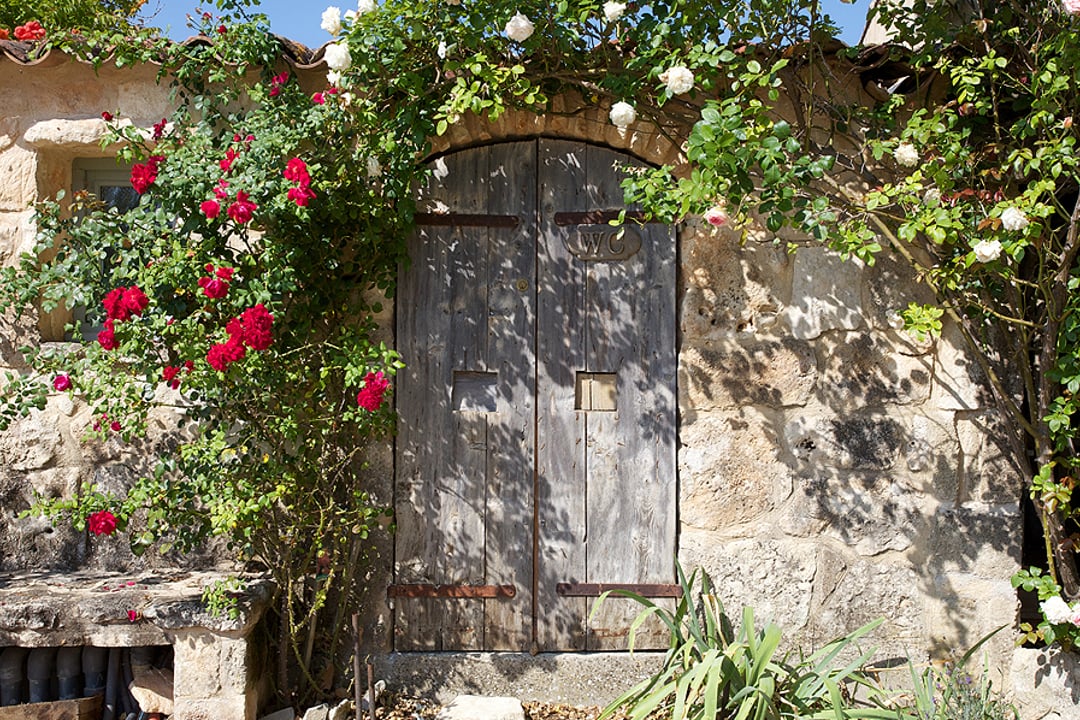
[{"left": 564, "top": 225, "right": 643, "bottom": 261}]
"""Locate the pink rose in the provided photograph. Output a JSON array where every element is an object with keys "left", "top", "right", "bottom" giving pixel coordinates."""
[
  {"left": 53, "top": 374, "right": 71, "bottom": 391},
  {"left": 357, "top": 371, "right": 390, "bottom": 411},
  {"left": 704, "top": 206, "right": 729, "bottom": 227}
]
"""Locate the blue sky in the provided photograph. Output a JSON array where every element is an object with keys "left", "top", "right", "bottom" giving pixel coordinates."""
[{"left": 139, "top": 0, "right": 873, "bottom": 48}]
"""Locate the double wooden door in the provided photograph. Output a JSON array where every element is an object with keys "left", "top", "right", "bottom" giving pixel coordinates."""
[{"left": 393, "top": 140, "right": 676, "bottom": 652}]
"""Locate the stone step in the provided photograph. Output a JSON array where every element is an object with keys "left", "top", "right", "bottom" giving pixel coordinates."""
[{"left": 436, "top": 695, "right": 525, "bottom": 720}]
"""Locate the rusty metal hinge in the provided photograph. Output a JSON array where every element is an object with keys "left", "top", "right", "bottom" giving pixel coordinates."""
[
  {"left": 553, "top": 211, "right": 660, "bottom": 226},
  {"left": 556, "top": 582, "right": 682, "bottom": 598},
  {"left": 414, "top": 213, "right": 520, "bottom": 228},
  {"left": 387, "top": 583, "right": 516, "bottom": 599}
]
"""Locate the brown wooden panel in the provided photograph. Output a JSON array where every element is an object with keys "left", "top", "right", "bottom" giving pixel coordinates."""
[
  {"left": 482, "top": 141, "right": 536, "bottom": 651},
  {"left": 536, "top": 139, "right": 589, "bottom": 651}
]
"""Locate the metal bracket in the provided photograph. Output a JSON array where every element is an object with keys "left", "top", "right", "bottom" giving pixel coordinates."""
[{"left": 387, "top": 584, "right": 516, "bottom": 599}]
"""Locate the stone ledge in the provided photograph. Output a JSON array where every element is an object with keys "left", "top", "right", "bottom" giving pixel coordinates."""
[{"left": 0, "top": 569, "right": 272, "bottom": 647}]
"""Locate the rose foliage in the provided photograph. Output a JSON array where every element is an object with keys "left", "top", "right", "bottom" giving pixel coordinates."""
[{"left": 2, "top": 0, "right": 1080, "bottom": 700}]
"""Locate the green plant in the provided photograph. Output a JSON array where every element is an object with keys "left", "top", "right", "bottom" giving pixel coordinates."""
[
  {"left": 596, "top": 564, "right": 896, "bottom": 720},
  {"left": 202, "top": 576, "right": 247, "bottom": 621},
  {"left": 904, "top": 629, "right": 1018, "bottom": 720}
]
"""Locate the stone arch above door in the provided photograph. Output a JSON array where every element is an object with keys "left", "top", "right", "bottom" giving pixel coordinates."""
[{"left": 393, "top": 139, "right": 678, "bottom": 653}]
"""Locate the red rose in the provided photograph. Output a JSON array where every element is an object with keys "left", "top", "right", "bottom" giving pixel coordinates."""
[
  {"left": 219, "top": 147, "right": 240, "bottom": 173},
  {"left": 162, "top": 365, "right": 181, "bottom": 389},
  {"left": 101, "top": 111, "right": 113, "bottom": 121},
  {"left": 227, "top": 191, "right": 257, "bottom": 224},
  {"left": 110, "top": 420, "right": 121, "bottom": 432},
  {"left": 53, "top": 374, "right": 71, "bottom": 391},
  {"left": 356, "top": 371, "right": 390, "bottom": 411},
  {"left": 152, "top": 118, "right": 167, "bottom": 140},
  {"left": 312, "top": 92, "right": 326, "bottom": 105},
  {"left": 200, "top": 199, "right": 221, "bottom": 218},
  {"left": 207, "top": 336, "right": 247, "bottom": 371},
  {"left": 97, "top": 320, "right": 117, "bottom": 351},
  {"left": 14, "top": 20, "right": 45, "bottom": 41},
  {"left": 288, "top": 185, "right": 316, "bottom": 207},
  {"left": 130, "top": 156, "right": 161, "bottom": 194},
  {"left": 214, "top": 180, "right": 230, "bottom": 200},
  {"left": 122, "top": 286, "right": 149, "bottom": 316},
  {"left": 237, "top": 304, "right": 274, "bottom": 350},
  {"left": 284, "top": 158, "right": 310, "bottom": 184},
  {"left": 198, "top": 276, "right": 229, "bottom": 299},
  {"left": 87, "top": 510, "right": 117, "bottom": 536}
]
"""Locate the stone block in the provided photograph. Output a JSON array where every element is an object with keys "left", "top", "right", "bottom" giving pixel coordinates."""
[
  {"left": 804, "top": 558, "right": 925, "bottom": 661},
  {"left": 863, "top": 251, "right": 937, "bottom": 333},
  {"left": 954, "top": 412, "right": 1024, "bottom": 505},
  {"left": 679, "top": 337, "right": 816, "bottom": 410},
  {"left": 0, "top": 116, "right": 19, "bottom": 152},
  {"left": 680, "top": 222, "right": 788, "bottom": 340},
  {"left": 436, "top": 696, "right": 525, "bottom": 720},
  {"left": 785, "top": 411, "right": 904, "bottom": 471},
  {"left": 782, "top": 473, "right": 921, "bottom": 555},
  {"left": 1010, "top": 647, "right": 1080, "bottom": 720},
  {"left": 816, "top": 332, "right": 932, "bottom": 410},
  {"left": 679, "top": 531, "right": 816, "bottom": 630},
  {"left": 173, "top": 633, "right": 253, "bottom": 698},
  {"left": 924, "top": 502, "right": 1021, "bottom": 578},
  {"left": 679, "top": 409, "right": 793, "bottom": 529},
  {"left": 0, "top": 209, "right": 36, "bottom": 265},
  {"left": 0, "top": 410, "right": 63, "bottom": 471},
  {"left": 173, "top": 694, "right": 255, "bottom": 720},
  {"left": 0, "top": 146, "right": 37, "bottom": 211},
  {"left": 23, "top": 118, "right": 110, "bottom": 150},
  {"left": 931, "top": 321, "right": 993, "bottom": 411},
  {"left": 923, "top": 575, "right": 1016, "bottom": 666},
  {"left": 781, "top": 246, "right": 865, "bottom": 340}
]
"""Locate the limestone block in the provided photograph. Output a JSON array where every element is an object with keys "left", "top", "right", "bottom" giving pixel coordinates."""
[
  {"left": 0, "top": 209, "right": 36, "bottom": 265},
  {"left": 436, "top": 695, "right": 525, "bottom": 720},
  {"left": 679, "top": 530, "right": 816, "bottom": 630},
  {"left": 782, "top": 473, "right": 921, "bottom": 555},
  {"left": 785, "top": 411, "right": 904, "bottom": 471},
  {"left": 931, "top": 321, "right": 993, "bottom": 411},
  {"left": 0, "top": 309, "right": 39, "bottom": 369},
  {"left": 953, "top": 412, "right": 1024, "bottom": 505},
  {"left": 679, "top": 408, "right": 793, "bottom": 529},
  {"left": 0, "top": 145, "right": 37, "bottom": 211},
  {"left": 805, "top": 558, "right": 925, "bottom": 661},
  {"left": 173, "top": 694, "right": 256, "bottom": 720},
  {"left": 679, "top": 337, "right": 816, "bottom": 410},
  {"left": 923, "top": 575, "right": 1016, "bottom": 667},
  {"left": 780, "top": 246, "right": 865, "bottom": 340},
  {"left": 1010, "top": 647, "right": 1080, "bottom": 720},
  {"left": 863, "top": 251, "right": 937, "bottom": 334},
  {"left": 117, "top": 79, "right": 172, "bottom": 125},
  {"left": 173, "top": 632, "right": 253, "bottom": 698},
  {"left": 680, "top": 222, "right": 788, "bottom": 340},
  {"left": 0, "top": 410, "right": 63, "bottom": 471},
  {"left": 923, "top": 502, "right": 1021, "bottom": 578},
  {"left": 24, "top": 466, "right": 81, "bottom": 499},
  {"left": 816, "top": 332, "right": 933, "bottom": 411},
  {"left": 23, "top": 118, "right": 110, "bottom": 149}
]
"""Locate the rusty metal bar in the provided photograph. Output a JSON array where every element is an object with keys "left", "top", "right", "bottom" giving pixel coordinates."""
[
  {"left": 555, "top": 582, "right": 683, "bottom": 598},
  {"left": 387, "top": 583, "right": 516, "bottom": 598},
  {"left": 414, "top": 212, "right": 520, "bottom": 228},
  {"left": 553, "top": 210, "right": 660, "bottom": 226}
]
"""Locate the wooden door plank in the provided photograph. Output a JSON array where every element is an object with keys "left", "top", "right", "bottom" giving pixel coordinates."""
[
  {"left": 482, "top": 141, "right": 537, "bottom": 650},
  {"left": 536, "top": 139, "right": 589, "bottom": 651}
]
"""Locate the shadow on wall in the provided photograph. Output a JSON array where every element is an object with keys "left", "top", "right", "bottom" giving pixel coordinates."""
[{"left": 677, "top": 231, "right": 1024, "bottom": 664}]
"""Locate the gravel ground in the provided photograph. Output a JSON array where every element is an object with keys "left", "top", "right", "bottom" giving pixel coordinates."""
[{"left": 377, "top": 694, "right": 615, "bottom": 720}]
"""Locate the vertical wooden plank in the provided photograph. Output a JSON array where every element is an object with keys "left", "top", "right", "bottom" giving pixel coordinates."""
[
  {"left": 395, "top": 148, "right": 488, "bottom": 650},
  {"left": 482, "top": 141, "right": 537, "bottom": 650},
  {"left": 536, "top": 139, "right": 589, "bottom": 651},
  {"left": 579, "top": 146, "right": 677, "bottom": 650}
]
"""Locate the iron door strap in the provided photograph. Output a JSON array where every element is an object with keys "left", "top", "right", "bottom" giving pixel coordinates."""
[
  {"left": 555, "top": 582, "right": 682, "bottom": 598},
  {"left": 387, "top": 583, "right": 516, "bottom": 598}
]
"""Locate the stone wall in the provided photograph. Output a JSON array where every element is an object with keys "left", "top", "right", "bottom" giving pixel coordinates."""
[{"left": 0, "top": 47, "right": 1069, "bottom": 719}]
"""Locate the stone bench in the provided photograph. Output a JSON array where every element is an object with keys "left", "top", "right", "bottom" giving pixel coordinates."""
[{"left": 0, "top": 569, "right": 272, "bottom": 720}]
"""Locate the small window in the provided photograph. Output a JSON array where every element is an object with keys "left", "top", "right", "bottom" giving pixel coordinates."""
[{"left": 68, "top": 158, "right": 137, "bottom": 340}]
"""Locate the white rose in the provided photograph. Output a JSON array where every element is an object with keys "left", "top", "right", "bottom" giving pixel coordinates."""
[
  {"left": 324, "top": 41, "right": 352, "bottom": 71},
  {"left": 609, "top": 101, "right": 636, "bottom": 129},
  {"left": 703, "top": 206, "right": 728, "bottom": 227},
  {"left": 603, "top": 1, "right": 626, "bottom": 21},
  {"left": 357, "top": 0, "right": 376, "bottom": 13},
  {"left": 321, "top": 6, "right": 342, "bottom": 34},
  {"left": 1001, "top": 206, "right": 1029, "bottom": 232},
  {"left": 327, "top": 70, "right": 344, "bottom": 86},
  {"left": 367, "top": 156, "right": 382, "bottom": 178},
  {"left": 344, "top": 9, "right": 357, "bottom": 21},
  {"left": 660, "top": 66, "right": 695, "bottom": 95},
  {"left": 972, "top": 238, "right": 1002, "bottom": 263},
  {"left": 922, "top": 187, "right": 941, "bottom": 206},
  {"left": 1041, "top": 596, "right": 1073, "bottom": 625},
  {"left": 893, "top": 142, "right": 919, "bottom": 167},
  {"left": 437, "top": 41, "right": 448, "bottom": 59},
  {"left": 505, "top": 12, "right": 534, "bottom": 42}
]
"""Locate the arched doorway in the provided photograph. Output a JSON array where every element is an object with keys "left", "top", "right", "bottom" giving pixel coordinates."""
[{"left": 393, "top": 139, "right": 676, "bottom": 652}]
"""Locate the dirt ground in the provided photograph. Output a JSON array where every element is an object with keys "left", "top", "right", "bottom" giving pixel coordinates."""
[{"left": 378, "top": 695, "right": 612, "bottom": 720}]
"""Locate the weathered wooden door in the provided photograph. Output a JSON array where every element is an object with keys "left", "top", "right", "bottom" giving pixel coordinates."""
[{"left": 394, "top": 140, "right": 676, "bottom": 652}]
